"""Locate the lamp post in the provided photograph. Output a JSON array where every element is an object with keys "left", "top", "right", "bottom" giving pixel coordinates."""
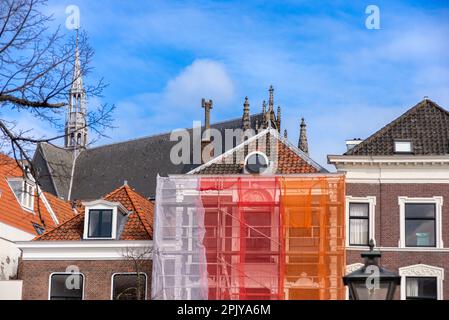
[{"left": 343, "top": 240, "right": 400, "bottom": 300}]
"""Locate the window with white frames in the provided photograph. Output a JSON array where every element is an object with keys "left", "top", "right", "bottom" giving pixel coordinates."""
[
  {"left": 399, "top": 264, "right": 444, "bottom": 300},
  {"left": 399, "top": 197, "right": 443, "bottom": 248},
  {"left": 88, "top": 209, "right": 113, "bottom": 238},
  {"left": 111, "top": 273, "right": 147, "bottom": 300},
  {"left": 82, "top": 200, "right": 129, "bottom": 240},
  {"left": 405, "top": 277, "right": 437, "bottom": 300},
  {"left": 8, "top": 179, "right": 35, "bottom": 211},
  {"left": 346, "top": 196, "right": 376, "bottom": 247},
  {"left": 49, "top": 273, "right": 84, "bottom": 300},
  {"left": 394, "top": 140, "right": 413, "bottom": 153}
]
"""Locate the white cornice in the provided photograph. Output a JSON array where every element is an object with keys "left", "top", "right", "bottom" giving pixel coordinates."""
[
  {"left": 16, "top": 240, "right": 153, "bottom": 260},
  {"left": 328, "top": 155, "right": 449, "bottom": 165}
]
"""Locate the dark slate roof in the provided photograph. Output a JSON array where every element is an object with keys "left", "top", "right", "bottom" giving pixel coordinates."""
[
  {"left": 36, "top": 143, "right": 74, "bottom": 199},
  {"left": 36, "top": 114, "right": 264, "bottom": 200},
  {"left": 345, "top": 99, "right": 449, "bottom": 156}
]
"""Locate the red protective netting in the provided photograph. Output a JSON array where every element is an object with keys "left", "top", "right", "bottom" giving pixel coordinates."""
[{"left": 198, "top": 175, "right": 345, "bottom": 300}]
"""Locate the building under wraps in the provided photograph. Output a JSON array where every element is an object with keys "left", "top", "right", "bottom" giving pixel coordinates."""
[{"left": 152, "top": 174, "right": 346, "bottom": 300}]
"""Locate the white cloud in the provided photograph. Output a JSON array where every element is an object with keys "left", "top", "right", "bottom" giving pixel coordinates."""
[
  {"left": 164, "top": 59, "right": 235, "bottom": 109},
  {"left": 100, "top": 59, "right": 235, "bottom": 144}
]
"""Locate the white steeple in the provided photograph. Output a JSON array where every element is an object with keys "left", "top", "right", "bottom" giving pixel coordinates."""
[{"left": 65, "top": 28, "right": 87, "bottom": 149}]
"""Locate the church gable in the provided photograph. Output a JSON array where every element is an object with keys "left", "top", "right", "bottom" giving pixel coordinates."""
[{"left": 189, "top": 128, "right": 325, "bottom": 175}]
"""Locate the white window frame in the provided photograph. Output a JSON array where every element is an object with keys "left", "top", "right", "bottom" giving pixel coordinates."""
[
  {"left": 110, "top": 272, "right": 148, "bottom": 300},
  {"left": 394, "top": 140, "right": 413, "bottom": 153},
  {"left": 48, "top": 272, "right": 85, "bottom": 300},
  {"left": 82, "top": 200, "right": 129, "bottom": 240},
  {"left": 398, "top": 196, "right": 443, "bottom": 249},
  {"left": 399, "top": 264, "right": 444, "bottom": 300},
  {"left": 7, "top": 178, "right": 35, "bottom": 212},
  {"left": 346, "top": 196, "right": 376, "bottom": 247}
]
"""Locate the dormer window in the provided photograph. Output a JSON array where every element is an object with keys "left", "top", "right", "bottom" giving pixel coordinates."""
[
  {"left": 88, "top": 209, "right": 113, "bottom": 238},
  {"left": 394, "top": 140, "right": 413, "bottom": 153},
  {"left": 82, "top": 200, "right": 130, "bottom": 240},
  {"left": 8, "top": 179, "right": 35, "bottom": 211}
]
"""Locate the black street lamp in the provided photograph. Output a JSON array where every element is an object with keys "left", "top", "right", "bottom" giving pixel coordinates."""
[{"left": 343, "top": 240, "right": 400, "bottom": 300}]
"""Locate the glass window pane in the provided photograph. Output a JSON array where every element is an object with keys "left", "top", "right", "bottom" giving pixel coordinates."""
[
  {"left": 349, "top": 203, "right": 369, "bottom": 217},
  {"left": 395, "top": 141, "right": 412, "bottom": 153},
  {"left": 88, "top": 209, "right": 112, "bottom": 238},
  {"left": 88, "top": 210, "right": 100, "bottom": 237},
  {"left": 349, "top": 219, "right": 369, "bottom": 245},
  {"left": 100, "top": 210, "right": 113, "bottom": 237},
  {"left": 406, "top": 277, "right": 437, "bottom": 300},
  {"left": 112, "top": 274, "right": 146, "bottom": 300},
  {"left": 50, "top": 274, "right": 83, "bottom": 300},
  {"left": 405, "top": 220, "right": 435, "bottom": 247},
  {"left": 405, "top": 204, "right": 435, "bottom": 219}
]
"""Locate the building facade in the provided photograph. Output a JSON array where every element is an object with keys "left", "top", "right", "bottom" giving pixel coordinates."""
[
  {"left": 329, "top": 99, "right": 449, "bottom": 300},
  {"left": 17, "top": 184, "right": 153, "bottom": 300}
]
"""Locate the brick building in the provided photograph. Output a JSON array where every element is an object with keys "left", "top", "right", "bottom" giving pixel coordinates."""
[
  {"left": 329, "top": 98, "right": 449, "bottom": 300},
  {"left": 17, "top": 184, "right": 153, "bottom": 300}
]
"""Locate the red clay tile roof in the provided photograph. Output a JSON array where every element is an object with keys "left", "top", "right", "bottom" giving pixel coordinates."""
[
  {"left": 0, "top": 154, "right": 75, "bottom": 236},
  {"left": 35, "top": 184, "right": 153, "bottom": 241},
  {"left": 192, "top": 130, "right": 323, "bottom": 174}
]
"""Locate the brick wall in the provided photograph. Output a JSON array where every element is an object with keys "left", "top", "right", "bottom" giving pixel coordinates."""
[
  {"left": 347, "top": 183, "right": 449, "bottom": 247},
  {"left": 346, "top": 183, "right": 449, "bottom": 299},
  {"left": 18, "top": 259, "right": 152, "bottom": 300}
]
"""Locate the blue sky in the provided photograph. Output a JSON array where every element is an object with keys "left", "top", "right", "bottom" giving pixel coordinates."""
[{"left": 7, "top": 0, "right": 449, "bottom": 168}]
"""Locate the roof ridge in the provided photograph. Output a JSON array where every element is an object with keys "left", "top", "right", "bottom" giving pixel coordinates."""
[
  {"left": 345, "top": 99, "right": 448, "bottom": 155},
  {"left": 79, "top": 113, "right": 264, "bottom": 152},
  {"left": 122, "top": 185, "right": 153, "bottom": 237}
]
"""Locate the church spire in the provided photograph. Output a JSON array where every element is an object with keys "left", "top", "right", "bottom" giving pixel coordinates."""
[
  {"left": 242, "top": 96, "right": 250, "bottom": 130},
  {"left": 298, "top": 117, "right": 309, "bottom": 155},
  {"left": 65, "top": 29, "right": 87, "bottom": 149}
]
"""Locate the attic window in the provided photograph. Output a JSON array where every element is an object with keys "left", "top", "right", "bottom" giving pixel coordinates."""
[
  {"left": 394, "top": 140, "right": 413, "bottom": 153},
  {"left": 8, "top": 179, "right": 35, "bottom": 211},
  {"left": 32, "top": 223, "right": 45, "bottom": 235},
  {"left": 82, "top": 200, "right": 129, "bottom": 240},
  {"left": 244, "top": 152, "right": 269, "bottom": 174},
  {"left": 88, "top": 209, "right": 113, "bottom": 238}
]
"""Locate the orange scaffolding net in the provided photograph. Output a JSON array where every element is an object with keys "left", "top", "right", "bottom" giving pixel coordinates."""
[{"left": 152, "top": 175, "right": 345, "bottom": 300}]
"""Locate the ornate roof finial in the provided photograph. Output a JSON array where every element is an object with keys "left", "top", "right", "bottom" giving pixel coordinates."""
[
  {"left": 298, "top": 117, "right": 309, "bottom": 155},
  {"left": 262, "top": 100, "right": 266, "bottom": 114},
  {"left": 284, "top": 129, "right": 288, "bottom": 139},
  {"left": 242, "top": 96, "right": 251, "bottom": 130},
  {"left": 277, "top": 105, "right": 281, "bottom": 133},
  {"left": 268, "top": 85, "right": 274, "bottom": 111}
]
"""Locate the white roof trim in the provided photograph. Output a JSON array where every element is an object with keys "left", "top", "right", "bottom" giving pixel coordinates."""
[
  {"left": 82, "top": 199, "right": 130, "bottom": 215},
  {"left": 328, "top": 154, "right": 449, "bottom": 165},
  {"left": 188, "top": 128, "right": 326, "bottom": 174},
  {"left": 16, "top": 240, "right": 153, "bottom": 260}
]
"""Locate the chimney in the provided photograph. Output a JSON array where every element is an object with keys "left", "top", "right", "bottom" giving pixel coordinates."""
[
  {"left": 201, "top": 98, "right": 214, "bottom": 163},
  {"left": 298, "top": 117, "right": 309, "bottom": 155},
  {"left": 202, "top": 98, "right": 213, "bottom": 141},
  {"left": 346, "top": 138, "right": 363, "bottom": 151},
  {"left": 242, "top": 96, "right": 251, "bottom": 130}
]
